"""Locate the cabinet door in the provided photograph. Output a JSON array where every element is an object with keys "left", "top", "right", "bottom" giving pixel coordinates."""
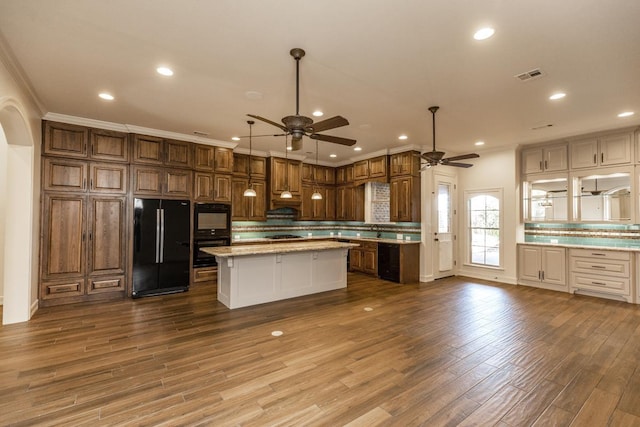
[
  {"left": 354, "top": 160, "right": 369, "bottom": 180},
  {"left": 89, "top": 163, "right": 128, "bottom": 194},
  {"left": 41, "top": 194, "right": 86, "bottom": 279},
  {"left": 248, "top": 181, "right": 266, "bottom": 220},
  {"left": 165, "top": 139, "right": 193, "bottom": 168},
  {"left": 369, "top": 156, "right": 388, "bottom": 178},
  {"left": 300, "top": 184, "right": 314, "bottom": 220},
  {"left": 194, "top": 145, "right": 215, "bottom": 171},
  {"left": 213, "top": 174, "right": 232, "bottom": 203},
  {"left": 214, "top": 147, "right": 234, "bottom": 173},
  {"left": 87, "top": 196, "right": 126, "bottom": 276},
  {"left": 302, "top": 163, "right": 314, "bottom": 182},
  {"left": 353, "top": 184, "right": 365, "bottom": 221},
  {"left": 335, "top": 186, "right": 347, "bottom": 220},
  {"left": 390, "top": 178, "right": 400, "bottom": 222},
  {"left": 311, "top": 189, "right": 326, "bottom": 220},
  {"left": 132, "top": 166, "right": 163, "bottom": 196},
  {"left": 543, "top": 145, "right": 568, "bottom": 172},
  {"left": 570, "top": 138, "right": 598, "bottom": 169},
  {"left": 287, "top": 160, "right": 302, "bottom": 195},
  {"left": 350, "top": 248, "right": 363, "bottom": 272},
  {"left": 600, "top": 133, "right": 632, "bottom": 166},
  {"left": 391, "top": 152, "right": 419, "bottom": 177},
  {"left": 250, "top": 157, "right": 267, "bottom": 180},
  {"left": 231, "top": 178, "right": 249, "bottom": 220},
  {"left": 90, "top": 129, "right": 129, "bottom": 162},
  {"left": 165, "top": 169, "right": 192, "bottom": 197},
  {"left": 233, "top": 153, "right": 249, "bottom": 176},
  {"left": 541, "top": 247, "right": 566, "bottom": 286},
  {"left": 194, "top": 172, "right": 214, "bottom": 201},
  {"left": 43, "top": 158, "right": 88, "bottom": 192},
  {"left": 363, "top": 250, "right": 377, "bottom": 275},
  {"left": 522, "top": 148, "right": 543, "bottom": 174},
  {"left": 518, "top": 246, "right": 541, "bottom": 282},
  {"left": 325, "top": 187, "right": 336, "bottom": 220},
  {"left": 43, "top": 121, "right": 88, "bottom": 158},
  {"left": 132, "top": 134, "right": 164, "bottom": 165}
]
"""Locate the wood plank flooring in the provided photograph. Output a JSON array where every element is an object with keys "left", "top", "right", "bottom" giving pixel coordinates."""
[{"left": 2, "top": 274, "right": 640, "bottom": 426}]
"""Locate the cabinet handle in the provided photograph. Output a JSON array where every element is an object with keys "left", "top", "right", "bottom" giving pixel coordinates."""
[
  {"left": 591, "top": 281, "right": 607, "bottom": 287},
  {"left": 539, "top": 161, "right": 543, "bottom": 171},
  {"left": 90, "top": 178, "right": 93, "bottom": 189},
  {"left": 601, "top": 153, "right": 604, "bottom": 164},
  {"left": 591, "top": 253, "right": 606, "bottom": 256},
  {"left": 83, "top": 178, "right": 86, "bottom": 190},
  {"left": 89, "top": 232, "right": 92, "bottom": 241},
  {"left": 544, "top": 160, "right": 548, "bottom": 170},
  {"left": 591, "top": 265, "right": 606, "bottom": 269},
  {"left": 593, "top": 154, "right": 597, "bottom": 164},
  {"left": 541, "top": 271, "right": 545, "bottom": 280},
  {"left": 82, "top": 232, "right": 86, "bottom": 242},
  {"left": 538, "top": 270, "right": 541, "bottom": 280}
]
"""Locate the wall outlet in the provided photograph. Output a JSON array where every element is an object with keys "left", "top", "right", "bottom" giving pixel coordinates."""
[
  {"left": 396, "top": 233, "right": 403, "bottom": 240},
  {"left": 356, "top": 233, "right": 361, "bottom": 237}
]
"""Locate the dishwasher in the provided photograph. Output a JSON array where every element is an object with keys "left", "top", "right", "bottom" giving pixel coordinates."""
[{"left": 378, "top": 242, "right": 400, "bottom": 282}]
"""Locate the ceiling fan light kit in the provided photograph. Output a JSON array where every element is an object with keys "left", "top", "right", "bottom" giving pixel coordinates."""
[
  {"left": 248, "top": 48, "right": 356, "bottom": 153},
  {"left": 419, "top": 106, "right": 480, "bottom": 170}
]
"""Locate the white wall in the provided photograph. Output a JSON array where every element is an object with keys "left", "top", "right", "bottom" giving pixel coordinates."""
[
  {"left": 0, "top": 41, "right": 43, "bottom": 324},
  {"left": 457, "top": 148, "right": 519, "bottom": 284}
]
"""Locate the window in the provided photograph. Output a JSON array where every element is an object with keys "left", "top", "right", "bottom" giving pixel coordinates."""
[{"left": 466, "top": 190, "right": 502, "bottom": 267}]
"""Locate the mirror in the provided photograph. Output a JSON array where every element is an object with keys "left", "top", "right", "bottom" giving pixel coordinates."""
[
  {"left": 575, "top": 173, "right": 631, "bottom": 221},
  {"left": 524, "top": 177, "right": 568, "bottom": 221}
]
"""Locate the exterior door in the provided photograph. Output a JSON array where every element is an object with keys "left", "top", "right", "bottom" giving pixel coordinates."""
[{"left": 433, "top": 173, "right": 456, "bottom": 279}]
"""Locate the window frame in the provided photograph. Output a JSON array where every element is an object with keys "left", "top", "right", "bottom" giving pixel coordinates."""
[{"left": 464, "top": 188, "right": 504, "bottom": 269}]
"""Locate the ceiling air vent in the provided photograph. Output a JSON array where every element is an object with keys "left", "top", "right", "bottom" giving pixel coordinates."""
[{"left": 515, "top": 68, "right": 544, "bottom": 82}]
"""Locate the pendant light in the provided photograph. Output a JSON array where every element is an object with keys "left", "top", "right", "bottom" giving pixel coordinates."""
[
  {"left": 311, "top": 140, "right": 323, "bottom": 200},
  {"left": 243, "top": 120, "right": 257, "bottom": 197},
  {"left": 280, "top": 135, "right": 293, "bottom": 199}
]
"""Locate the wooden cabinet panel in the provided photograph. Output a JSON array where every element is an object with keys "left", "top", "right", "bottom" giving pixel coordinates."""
[
  {"left": 336, "top": 165, "right": 354, "bottom": 184},
  {"left": 302, "top": 163, "right": 314, "bottom": 182},
  {"left": 89, "top": 163, "right": 128, "bottom": 194},
  {"left": 41, "top": 194, "right": 85, "bottom": 279},
  {"left": 363, "top": 250, "right": 377, "bottom": 275},
  {"left": 350, "top": 248, "right": 363, "bottom": 271},
  {"left": 165, "top": 169, "right": 192, "bottom": 197},
  {"left": 89, "top": 129, "right": 129, "bottom": 162},
  {"left": 233, "top": 154, "right": 266, "bottom": 179},
  {"left": 354, "top": 156, "right": 388, "bottom": 182},
  {"left": 43, "top": 158, "right": 88, "bottom": 192},
  {"left": 165, "top": 139, "right": 193, "bottom": 168},
  {"left": 390, "top": 151, "right": 420, "bottom": 177},
  {"left": 43, "top": 121, "right": 88, "bottom": 158},
  {"left": 41, "top": 279, "right": 85, "bottom": 300},
  {"left": 214, "top": 147, "right": 234, "bottom": 173},
  {"left": 214, "top": 174, "right": 232, "bottom": 203},
  {"left": 353, "top": 160, "right": 369, "bottom": 181},
  {"left": 249, "top": 181, "right": 266, "bottom": 220},
  {"left": 300, "top": 184, "right": 313, "bottom": 220},
  {"left": 369, "top": 156, "right": 388, "bottom": 178},
  {"left": 232, "top": 178, "right": 266, "bottom": 220},
  {"left": 390, "top": 176, "right": 420, "bottom": 222},
  {"left": 87, "top": 276, "right": 125, "bottom": 295},
  {"left": 88, "top": 196, "right": 126, "bottom": 275},
  {"left": 132, "top": 134, "right": 164, "bottom": 165},
  {"left": 232, "top": 178, "right": 248, "bottom": 219},
  {"left": 194, "top": 145, "right": 215, "bottom": 171},
  {"left": 194, "top": 172, "right": 213, "bottom": 201},
  {"left": 325, "top": 187, "right": 336, "bottom": 220},
  {"left": 193, "top": 267, "right": 217, "bottom": 284},
  {"left": 132, "top": 166, "right": 163, "bottom": 195}
]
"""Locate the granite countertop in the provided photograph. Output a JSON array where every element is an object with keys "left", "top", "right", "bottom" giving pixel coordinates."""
[
  {"left": 518, "top": 242, "right": 640, "bottom": 252},
  {"left": 233, "top": 236, "right": 420, "bottom": 245},
  {"left": 203, "top": 240, "right": 360, "bottom": 258}
]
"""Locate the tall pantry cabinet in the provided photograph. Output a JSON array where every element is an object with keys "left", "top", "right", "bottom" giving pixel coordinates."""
[{"left": 40, "top": 122, "right": 129, "bottom": 306}]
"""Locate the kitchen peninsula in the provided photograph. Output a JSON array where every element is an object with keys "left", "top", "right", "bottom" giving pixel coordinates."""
[{"left": 203, "top": 240, "right": 359, "bottom": 309}]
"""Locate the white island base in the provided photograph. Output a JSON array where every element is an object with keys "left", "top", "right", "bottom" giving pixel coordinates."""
[{"left": 215, "top": 246, "right": 352, "bottom": 309}]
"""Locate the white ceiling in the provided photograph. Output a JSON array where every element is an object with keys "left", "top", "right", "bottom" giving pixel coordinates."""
[{"left": 1, "top": 0, "right": 639, "bottom": 163}]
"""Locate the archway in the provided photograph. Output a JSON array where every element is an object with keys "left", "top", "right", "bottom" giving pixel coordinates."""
[{"left": 0, "top": 99, "right": 36, "bottom": 324}]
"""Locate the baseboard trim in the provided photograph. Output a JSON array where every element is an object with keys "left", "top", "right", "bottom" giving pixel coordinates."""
[
  {"left": 456, "top": 269, "right": 518, "bottom": 285},
  {"left": 30, "top": 299, "right": 38, "bottom": 318}
]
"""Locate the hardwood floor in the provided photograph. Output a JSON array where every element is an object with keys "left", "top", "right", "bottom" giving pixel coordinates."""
[{"left": 2, "top": 274, "right": 640, "bottom": 426}]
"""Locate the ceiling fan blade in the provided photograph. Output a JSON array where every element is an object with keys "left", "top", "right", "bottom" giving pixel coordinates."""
[
  {"left": 443, "top": 162, "right": 474, "bottom": 168},
  {"left": 247, "top": 114, "right": 288, "bottom": 132},
  {"left": 442, "top": 153, "right": 480, "bottom": 162},
  {"left": 309, "top": 133, "right": 357, "bottom": 146},
  {"left": 306, "top": 116, "right": 349, "bottom": 133},
  {"left": 236, "top": 133, "right": 286, "bottom": 138}
]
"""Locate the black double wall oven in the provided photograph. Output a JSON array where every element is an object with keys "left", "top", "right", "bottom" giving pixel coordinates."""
[{"left": 193, "top": 203, "right": 231, "bottom": 268}]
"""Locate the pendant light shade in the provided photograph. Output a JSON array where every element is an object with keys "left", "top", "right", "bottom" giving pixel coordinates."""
[
  {"left": 311, "top": 140, "right": 323, "bottom": 200},
  {"left": 311, "top": 191, "right": 322, "bottom": 200},
  {"left": 280, "top": 190, "right": 293, "bottom": 199},
  {"left": 244, "top": 120, "right": 256, "bottom": 197},
  {"left": 281, "top": 135, "right": 292, "bottom": 198}
]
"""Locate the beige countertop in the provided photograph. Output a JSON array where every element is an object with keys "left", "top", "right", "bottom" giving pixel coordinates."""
[
  {"left": 203, "top": 240, "right": 360, "bottom": 258},
  {"left": 233, "top": 236, "right": 420, "bottom": 245},
  {"left": 518, "top": 242, "right": 640, "bottom": 252}
]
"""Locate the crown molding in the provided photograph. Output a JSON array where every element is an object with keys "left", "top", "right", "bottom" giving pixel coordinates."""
[
  {"left": 388, "top": 144, "right": 423, "bottom": 155},
  {"left": 350, "top": 148, "right": 390, "bottom": 162},
  {"left": 268, "top": 150, "right": 306, "bottom": 161},
  {"left": 233, "top": 147, "right": 270, "bottom": 157}
]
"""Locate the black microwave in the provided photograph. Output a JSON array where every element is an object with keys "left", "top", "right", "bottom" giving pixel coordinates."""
[{"left": 194, "top": 203, "right": 231, "bottom": 239}]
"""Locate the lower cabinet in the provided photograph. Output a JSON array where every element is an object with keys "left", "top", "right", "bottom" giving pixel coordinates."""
[
  {"left": 40, "top": 194, "right": 127, "bottom": 306},
  {"left": 192, "top": 266, "right": 217, "bottom": 285},
  {"left": 569, "top": 248, "right": 633, "bottom": 302},
  {"left": 518, "top": 245, "right": 567, "bottom": 292},
  {"left": 350, "top": 241, "right": 377, "bottom": 275}
]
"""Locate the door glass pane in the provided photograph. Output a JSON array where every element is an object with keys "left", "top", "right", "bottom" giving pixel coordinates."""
[{"left": 438, "top": 183, "right": 451, "bottom": 233}]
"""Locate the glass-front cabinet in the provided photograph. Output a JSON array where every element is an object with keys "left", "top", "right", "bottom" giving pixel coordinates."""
[
  {"left": 570, "top": 167, "right": 633, "bottom": 222},
  {"left": 522, "top": 174, "right": 568, "bottom": 222}
]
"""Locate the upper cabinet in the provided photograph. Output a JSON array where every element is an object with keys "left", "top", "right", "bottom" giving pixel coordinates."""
[
  {"left": 233, "top": 153, "right": 266, "bottom": 180},
  {"left": 214, "top": 147, "right": 234, "bottom": 173},
  {"left": 354, "top": 155, "right": 389, "bottom": 183},
  {"left": 132, "top": 134, "right": 193, "bottom": 168},
  {"left": 336, "top": 164, "right": 354, "bottom": 184},
  {"left": 570, "top": 132, "right": 632, "bottom": 169},
  {"left": 390, "top": 151, "right": 421, "bottom": 177},
  {"left": 44, "top": 121, "right": 129, "bottom": 163},
  {"left": 522, "top": 144, "right": 568, "bottom": 174}
]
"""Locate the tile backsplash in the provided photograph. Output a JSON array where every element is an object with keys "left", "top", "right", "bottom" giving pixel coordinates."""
[{"left": 525, "top": 223, "right": 640, "bottom": 248}]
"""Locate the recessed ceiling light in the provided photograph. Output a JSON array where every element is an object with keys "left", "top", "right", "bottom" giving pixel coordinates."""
[
  {"left": 231, "top": 137, "right": 240, "bottom": 141},
  {"left": 618, "top": 111, "right": 634, "bottom": 118},
  {"left": 156, "top": 67, "right": 173, "bottom": 76},
  {"left": 475, "top": 141, "right": 485, "bottom": 146},
  {"left": 398, "top": 135, "right": 408, "bottom": 140},
  {"left": 354, "top": 147, "right": 362, "bottom": 151},
  {"left": 98, "top": 93, "right": 114, "bottom": 101},
  {"left": 549, "top": 92, "right": 566, "bottom": 100},
  {"left": 329, "top": 154, "right": 337, "bottom": 158},
  {"left": 312, "top": 110, "right": 324, "bottom": 117},
  {"left": 473, "top": 27, "right": 495, "bottom": 41}
]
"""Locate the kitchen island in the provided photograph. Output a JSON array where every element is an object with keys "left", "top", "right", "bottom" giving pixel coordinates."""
[{"left": 203, "top": 241, "right": 359, "bottom": 309}]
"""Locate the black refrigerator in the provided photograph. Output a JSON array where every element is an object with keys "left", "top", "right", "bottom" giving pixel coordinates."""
[{"left": 133, "top": 198, "right": 191, "bottom": 298}]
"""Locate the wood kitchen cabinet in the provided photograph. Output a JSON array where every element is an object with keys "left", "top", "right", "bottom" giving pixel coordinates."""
[
  {"left": 194, "top": 172, "right": 232, "bottom": 203},
  {"left": 302, "top": 163, "right": 335, "bottom": 185},
  {"left": 43, "top": 158, "right": 128, "bottom": 195},
  {"left": 390, "top": 175, "right": 420, "bottom": 222},
  {"left": 569, "top": 248, "right": 632, "bottom": 302},
  {"left": 300, "top": 185, "right": 335, "bottom": 220},
  {"left": 390, "top": 151, "right": 421, "bottom": 177},
  {"left": 336, "top": 184, "right": 364, "bottom": 221},
  {"left": 518, "top": 245, "right": 567, "bottom": 292},
  {"left": 131, "top": 165, "right": 192, "bottom": 198},
  {"left": 40, "top": 193, "right": 126, "bottom": 306},
  {"left": 214, "top": 147, "right": 234, "bottom": 173},
  {"left": 354, "top": 156, "right": 388, "bottom": 183},
  {"left": 268, "top": 157, "right": 302, "bottom": 209},
  {"left": 350, "top": 240, "right": 377, "bottom": 275},
  {"left": 336, "top": 164, "right": 354, "bottom": 184},
  {"left": 44, "top": 121, "right": 129, "bottom": 163},
  {"left": 132, "top": 134, "right": 193, "bottom": 168},
  {"left": 232, "top": 178, "right": 266, "bottom": 220},
  {"left": 233, "top": 153, "right": 266, "bottom": 180},
  {"left": 194, "top": 144, "right": 215, "bottom": 171}
]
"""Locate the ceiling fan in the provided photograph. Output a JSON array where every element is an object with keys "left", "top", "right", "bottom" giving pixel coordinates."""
[
  {"left": 419, "top": 106, "right": 479, "bottom": 169},
  {"left": 247, "top": 48, "right": 356, "bottom": 151}
]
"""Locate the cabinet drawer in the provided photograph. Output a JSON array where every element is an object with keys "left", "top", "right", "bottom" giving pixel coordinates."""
[
  {"left": 88, "top": 276, "right": 125, "bottom": 294},
  {"left": 41, "top": 279, "right": 85, "bottom": 299},
  {"left": 569, "top": 248, "right": 630, "bottom": 261},
  {"left": 194, "top": 267, "right": 217, "bottom": 283},
  {"left": 570, "top": 273, "right": 630, "bottom": 295},
  {"left": 570, "top": 258, "right": 630, "bottom": 278}
]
